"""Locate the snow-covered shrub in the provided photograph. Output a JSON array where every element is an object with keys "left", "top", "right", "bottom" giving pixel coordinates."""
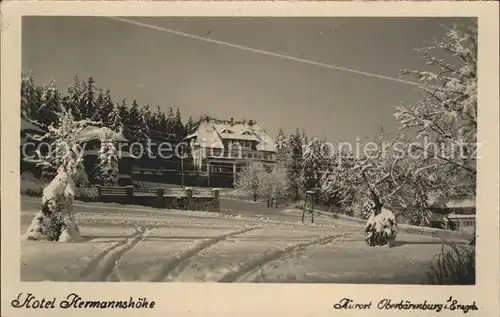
[
  {"left": 364, "top": 203, "right": 398, "bottom": 247},
  {"left": 424, "top": 244, "right": 475, "bottom": 285},
  {"left": 74, "top": 186, "right": 99, "bottom": 202}
]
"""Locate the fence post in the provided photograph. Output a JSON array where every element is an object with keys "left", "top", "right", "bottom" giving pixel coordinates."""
[
  {"left": 157, "top": 187, "right": 164, "bottom": 197},
  {"left": 96, "top": 185, "right": 102, "bottom": 200},
  {"left": 186, "top": 187, "right": 193, "bottom": 210},
  {"left": 126, "top": 185, "right": 134, "bottom": 203},
  {"left": 213, "top": 188, "right": 220, "bottom": 212}
]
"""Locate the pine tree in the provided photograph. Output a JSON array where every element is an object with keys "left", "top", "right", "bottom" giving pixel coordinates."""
[
  {"left": 109, "top": 101, "right": 124, "bottom": 133},
  {"left": 174, "top": 108, "right": 185, "bottom": 139},
  {"left": 158, "top": 107, "right": 169, "bottom": 140},
  {"left": 300, "top": 128, "right": 308, "bottom": 150},
  {"left": 38, "top": 80, "right": 61, "bottom": 127},
  {"left": 65, "top": 75, "right": 84, "bottom": 120},
  {"left": 302, "top": 137, "right": 325, "bottom": 191},
  {"left": 123, "top": 99, "right": 140, "bottom": 142},
  {"left": 274, "top": 128, "right": 288, "bottom": 162},
  {"left": 78, "top": 77, "right": 97, "bottom": 119},
  {"left": 21, "top": 73, "right": 42, "bottom": 120},
  {"left": 93, "top": 89, "right": 106, "bottom": 124},
  {"left": 99, "top": 89, "right": 114, "bottom": 125},
  {"left": 136, "top": 104, "right": 151, "bottom": 143},
  {"left": 185, "top": 116, "right": 195, "bottom": 135},
  {"left": 95, "top": 132, "right": 119, "bottom": 185},
  {"left": 166, "top": 106, "right": 175, "bottom": 136},
  {"left": 149, "top": 105, "right": 167, "bottom": 141},
  {"left": 284, "top": 129, "right": 303, "bottom": 200}
]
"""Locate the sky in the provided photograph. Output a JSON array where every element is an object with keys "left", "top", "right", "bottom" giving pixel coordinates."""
[{"left": 22, "top": 16, "right": 471, "bottom": 144}]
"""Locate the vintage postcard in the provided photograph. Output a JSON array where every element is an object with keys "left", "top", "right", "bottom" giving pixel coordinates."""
[{"left": 1, "top": 1, "right": 499, "bottom": 316}]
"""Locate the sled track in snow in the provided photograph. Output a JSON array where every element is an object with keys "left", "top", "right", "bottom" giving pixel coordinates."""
[
  {"left": 79, "top": 226, "right": 152, "bottom": 281},
  {"left": 150, "top": 227, "right": 260, "bottom": 282},
  {"left": 218, "top": 232, "right": 356, "bottom": 283}
]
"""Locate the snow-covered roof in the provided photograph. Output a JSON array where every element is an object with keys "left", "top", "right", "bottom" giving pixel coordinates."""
[
  {"left": 252, "top": 124, "right": 277, "bottom": 152},
  {"left": 188, "top": 122, "right": 224, "bottom": 149},
  {"left": 185, "top": 120, "right": 277, "bottom": 152},
  {"left": 428, "top": 194, "right": 475, "bottom": 209},
  {"left": 213, "top": 123, "right": 260, "bottom": 142},
  {"left": 444, "top": 197, "right": 475, "bottom": 208},
  {"left": 77, "top": 126, "right": 128, "bottom": 143}
]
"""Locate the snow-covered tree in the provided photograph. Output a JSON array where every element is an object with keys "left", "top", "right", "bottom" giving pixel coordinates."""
[
  {"left": 108, "top": 101, "right": 124, "bottom": 133},
  {"left": 137, "top": 104, "right": 151, "bottom": 143},
  {"left": 166, "top": 106, "right": 176, "bottom": 136},
  {"left": 174, "top": 108, "right": 185, "bottom": 139},
  {"left": 23, "top": 107, "right": 99, "bottom": 242},
  {"left": 234, "top": 162, "right": 268, "bottom": 202},
  {"left": 95, "top": 132, "right": 119, "bottom": 185},
  {"left": 21, "top": 73, "right": 42, "bottom": 120},
  {"left": 79, "top": 77, "right": 97, "bottom": 119},
  {"left": 65, "top": 75, "right": 84, "bottom": 120},
  {"left": 396, "top": 22, "right": 477, "bottom": 200},
  {"left": 123, "top": 99, "right": 140, "bottom": 142},
  {"left": 320, "top": 22, "right": 477, "bottom": 231},
  {"left": 185, "top": 116, "right": 195, "bottom": 135},
  {"left": 302, "top": 137, "right": 327, "bottom": 191},
  {"left": 284, "top": 129, "right": 304, "bottom": 200},
  {"left": 38, "top": 80, "right": 61, "bottom": 127},
  {"left": 259, "top": 167, "right": 289, "bottom": 201},
  {"left": 96, "top": 89, "right": 114, "bottom": 124},
  {"left": 274, "top": 128, "right": 288, "bottom": 162}
]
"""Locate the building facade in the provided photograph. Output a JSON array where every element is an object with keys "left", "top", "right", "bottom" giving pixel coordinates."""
[
  {"left": 185, "top": 118, "right": 278, "bottom": 185},
  {"left": 428, "top": 195, "right": 476, "bottom": 232}
]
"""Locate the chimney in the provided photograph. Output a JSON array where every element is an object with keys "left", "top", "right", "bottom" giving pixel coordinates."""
[{"left": 230, "top": 117, "right": 234, "bottom": 126}]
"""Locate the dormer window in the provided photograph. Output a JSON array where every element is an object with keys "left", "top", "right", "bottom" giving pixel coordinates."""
[
  {"left": 221, "top": 128, "right": 234, "bottom": 134},
  {"left": 241, "top": 130, "right": 253, "bottom": 136}
]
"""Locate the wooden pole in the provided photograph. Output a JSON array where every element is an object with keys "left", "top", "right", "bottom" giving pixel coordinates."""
[{"left": 181, "top": 146, "right": 185, "bottom": 189}]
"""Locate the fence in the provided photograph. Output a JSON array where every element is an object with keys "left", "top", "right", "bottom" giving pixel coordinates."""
[
  {"left": 96, "top": 185, "right": 220, "bottom": 212},
  {"left": 131, "top": 169, "right": 235, "bottom": 188}
]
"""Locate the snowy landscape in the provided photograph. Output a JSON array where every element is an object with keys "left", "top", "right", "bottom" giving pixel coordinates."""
[
  {"left": 18, "top": 17, "right": 477, "bottom": 284},
  {"left": 21, "top": 196, "right": 468, "bottom": 283}
]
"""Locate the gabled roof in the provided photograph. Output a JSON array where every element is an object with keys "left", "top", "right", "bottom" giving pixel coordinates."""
[
  {"left": 184, "top": 119, "right": 277, "bottom": 153},
  {"left": 185, "top": 121, "right": 224, "bottom": 149}
]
